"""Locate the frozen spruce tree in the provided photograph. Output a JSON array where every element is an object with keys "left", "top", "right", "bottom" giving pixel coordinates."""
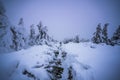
[
  {"left": 36, "top": 21, "right": 49, "bottom": 45},
  {"left": 102, "top": 23, "right": 109, "bottom": 44},
  {"left": 111, "top": 25, "right": 120, "bottom": 45},
  {"left": 45, "top": 50, "right": 64, "bottom": 80},
  {"left": 0, "top": 1, "right": 13, "bottom": 52},
  {"left": 18, "top": 18, "right": 24, "bottom": 26},
  {"left": 37, "top": 21, "right": 48, "bottom": 39},
  {"left": 29, "top": 24, "right": 36, "bottom": 46},
  {"left": 92, "top": 23, "right": 102, "bottom": 44},
  {"left": 10, "top": 26, "right": 19, "bottom": 50},
  {"left": 67, "top": 66, "right": 73, "bottom": 80},
  {"left": 37, "top": 21, "right": 43, "bottom": 39},
  {"left": 36, "top": 21, "right": 43, "bottom": 44},
  {"left": 41, "top": 26, "right": 48, "bottom": 39},
  {"left": 74, "top": 35, "right": 80, "bottom": 43},
  {"left": 17, "top": 18, "right": 27, "bottom": 49}
]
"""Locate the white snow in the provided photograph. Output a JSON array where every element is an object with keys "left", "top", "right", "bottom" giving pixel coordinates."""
[
  {"left": 62, "top": 42, "right": 120, "bottom": 80},
  {"left": 0, "top": 42, "right": 120, "bottom": 80}
]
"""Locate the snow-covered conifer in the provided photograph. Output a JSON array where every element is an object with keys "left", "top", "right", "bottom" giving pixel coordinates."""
[
  {"left": 92, "top": 23, "right": 102, "bottom": 44},
  {"left": 18, "top": 18, "right": 24, "bottom": 27},
  {"left": 0, "top": 2, "right": 13, "bottom": 52},
  {"left": 10, "top": 26, "right": 19, "bottom": 50},
  {"left": 102, "top": 23, "right": 109, "bottom": 44},
  {"left": 17, "top": 18, "right": 27, "bottom": 49},
  {"left": 74, "top": 35, "right": 80, "bottom": 43},
  {"left": 29, "top": 24, "right": 36, "bottom": 46},
  {"left": 41, "top": 26, "right": 48, "bottom": 39},
  {"left": 111, "top": 25, "right": 120, "bottom": 45}
]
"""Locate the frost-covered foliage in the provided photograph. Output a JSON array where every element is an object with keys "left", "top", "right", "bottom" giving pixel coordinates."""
[
  {"left": 63, "top": 35, "right": 90, "bottom": 44},
  {"left": 91, "top": 23, "right": 117, "bottom": 46},
  {"left": 9, "top": 18, "right": 28, "bottom": 51},
  {"left": 0, "top": 15, "right": 13, "bottom": 49},
  {"left": 92, "top": 23, "right": 102, "bottom": 44},
  {"left": 17, "top": 18, "right": 28, "bottom": 49},
  {"left": 10, "top": 26, "right": 19, "bottom": 50},
  {"left": 29, "top": 24, "right": 36, "bottom": 46},
  {"left": 0, "top": 2, "right": 56, "bottom": 53},
  {"left": 63, "top": 35, "right": 80, "bottom": 44},
  {"left": 111, "top": 25, "right": 120, "bottom": 45},
  {"left": 0, "top": 2, "right": 27, "bottom": 52},
  {"left": 0, "top": 2, "right": 13, "bottom": 53},
  {"left": 35, "top": 22, "right": 49, "bottom": 45},
  {"left": 0, "top": 5, "right": 55, "bottom": 53},
  {"left": 102, "top": 23, "right": 109, "bottom": 44},
  {"left": 35, "top": 21, "right": 56, "bottom": 45}
]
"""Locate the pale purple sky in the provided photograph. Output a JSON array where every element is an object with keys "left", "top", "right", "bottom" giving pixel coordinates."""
[{"left": 1, "top": 0, "right": 120, "bottom": 40}]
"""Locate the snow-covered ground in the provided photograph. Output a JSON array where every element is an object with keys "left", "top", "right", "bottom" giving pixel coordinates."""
[
  {"left": 62, "top": 42, "right": 120, "bottom": 80},
  {"left": 0, "top": 42, "right": 120, "bottom": 80}
]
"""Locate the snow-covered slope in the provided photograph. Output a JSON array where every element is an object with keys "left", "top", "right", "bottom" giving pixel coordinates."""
[
  {"left": 62, "top": 42, "right": 120, "bottom": 80},
  {"left": 0, "top": 42, "right": 120, "bottom": 80}
]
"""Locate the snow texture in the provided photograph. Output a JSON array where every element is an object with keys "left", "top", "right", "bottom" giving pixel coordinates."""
[{"left": 0, "top": 42, "right": 120, "bottom": 80}]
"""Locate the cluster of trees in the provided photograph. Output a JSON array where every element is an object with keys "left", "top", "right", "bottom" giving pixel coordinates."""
[
  {"left": 63, "top": 35, "right": 80, "bottom": 44},
  {"left": 31, "top": 22, "right": 56, "bottom": 45},
  {"left": 63, "top": 35, "right": 90, "bottom": 44},
  {"left": 1, "top": 1, "right": 120, "bottom": 53},
  {"left": 92, "top": 23, "right": 120, "bottom": 46},
  {"left": 0, "top": 1, "right": 55, "bottom": 52},
  {"left": 29, "top": 21, "right": 49, "bottom": 45},
  {"left": 10, "top": 18, "right": 53, "bottom": 50},
  {"left": 0, "top": 1, "right": 14, "bottom": 52}
]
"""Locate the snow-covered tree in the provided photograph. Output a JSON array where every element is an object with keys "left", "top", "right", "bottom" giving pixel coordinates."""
[
  {"left": 37, "top": 21, "right": 48, "bottom": 39},
  {"left": 68, "top": 66, "right": 74, "bottom": 80},
  {"left": 0, "top": 1, "right": 7, "bottom": 31},
  {"left": 10, "top": 26, "right": 19, "bottom": 50},
  {"left": 41, "top": 26, "right": 48, "bottom": 39},
  {"left": 73, "top": 35, "right": 80, "bottom": 43},
  {"left": 36, "top": 22, "right": 50, "bottom": 45},
  {"left": 17, "top": 18, "right": 27, "bottom": 49},
  {"left": 18, "top": 18, "right": 24, "bottom": 27},
  {"left": 63, "top": 35, "right": 80, "bottom": 44},
  {"left": 37, "top": 22, "right": 42, "bottom": 31},
  {"left": 0, "top": 1, "right": 13, "bottom": 52},
  {"left": 102, "top": 23, "right": 109, "bottom": 44},
  {"left": 63, "top": 38, "right": 73, "bottom": 44},
  {"left": 35, "top": 22, "right": 43, "bottom": 44},
  {"left": 37, "top": 21, "right": 42, "bottom": 38},
  {"left": 111, "top": 25, "right": 120, "bottom": 45},
  {"left": 92, "top": 23, "right": 102, "bottom": 44},
  {"left": 29, "top": 24, "right": 36, "bottom": 46},
  {"left": 45, "top": 50, "right": 64, "bottom": 80}
]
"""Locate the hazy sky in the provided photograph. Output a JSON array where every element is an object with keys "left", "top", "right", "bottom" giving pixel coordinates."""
[{"left": 1, "top": 0, "right": 120, "bottom": 41}]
